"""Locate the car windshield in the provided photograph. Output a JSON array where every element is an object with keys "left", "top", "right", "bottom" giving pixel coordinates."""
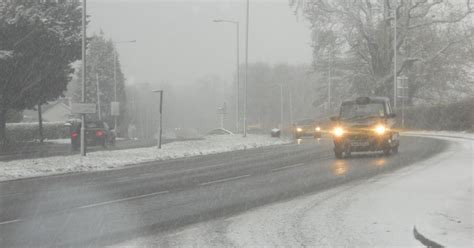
[
  {"left": 340, "top": 103, "right": 386, "bottom": 119},
  {"left": 85, "top": 122, "right": 104, "bottom": 128}
]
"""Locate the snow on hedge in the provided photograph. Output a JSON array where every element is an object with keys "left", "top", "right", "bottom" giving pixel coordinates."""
[{"left": 0, "top": 134, "right": 289, "bottom": 181}]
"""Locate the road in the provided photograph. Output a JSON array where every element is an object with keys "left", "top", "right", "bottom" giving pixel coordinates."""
[{"left": 0, "top": 136, "right": 447, "bottom": 247}]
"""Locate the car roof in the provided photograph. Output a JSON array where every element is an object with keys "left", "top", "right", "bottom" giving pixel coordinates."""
[{"left": 342, "top": 96, "right": 389, "bottom": 105}]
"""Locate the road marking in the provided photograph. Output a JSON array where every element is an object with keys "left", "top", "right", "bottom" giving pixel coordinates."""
[
  {"left": 0, "top": 219, "right": 22, "bottom": 225},
  {"left": 76, "top": 190, "right": 169, "bottom": 209},
  {"left": 199, "top": 174, "right": 251, "bottom": 186},
  {"left": 272, "top": 163, "right": 306, "bottom": 172}
]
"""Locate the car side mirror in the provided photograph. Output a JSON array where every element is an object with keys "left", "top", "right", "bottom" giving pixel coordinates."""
[
  {"left": 388, "top": 113, "right": 396, "bottom": 118},
  {"left": 330, "top": 116, "right": 340, "bottom": 122}
]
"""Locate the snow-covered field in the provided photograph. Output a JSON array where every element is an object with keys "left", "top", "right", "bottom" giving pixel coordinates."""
[
  {"left": 0, "top": 135, "right": 289, "bottom": 182},
  {"left": 113, "top": 132, "right": 473, "bottom": 247}
]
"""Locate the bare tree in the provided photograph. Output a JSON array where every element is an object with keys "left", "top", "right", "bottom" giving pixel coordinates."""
[{"left": 291, "top": 0, "right": 473, "bottom": 104}]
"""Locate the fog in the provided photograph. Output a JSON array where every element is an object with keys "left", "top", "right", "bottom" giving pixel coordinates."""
[
  {"left": 87, "top": 0, "right": 313, "bottom": 134},
  {"left": 88, "top": 0, "right": 311, "bottom": 84}
]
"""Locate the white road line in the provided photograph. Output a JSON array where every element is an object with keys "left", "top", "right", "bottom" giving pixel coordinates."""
[
  {"left": 272, "top": 163, "right": 306, "bottom": 172},
  {"left": 199, "top": 174, "right": 251, "bottom": 186},
  {"left": 76, "top": 190, "right": 169, "bottom": 209},
  {"left": 0, "top": 219, "right": 22, "bottom": 225}
]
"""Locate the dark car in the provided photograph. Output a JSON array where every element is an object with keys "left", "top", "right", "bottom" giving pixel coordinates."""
[
  {"left": 293, "top": 119, "right": 322, "bottom": 139},
  {"left": 330, "top": 96, "right": 399, "bottom": 158},
  {"left": 71, "top": 121, "right": 116, "bottom": 151}
]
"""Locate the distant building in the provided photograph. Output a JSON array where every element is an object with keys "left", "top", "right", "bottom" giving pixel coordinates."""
[{"left": 23, "top": 98, "right": 72, "bottom": 123}]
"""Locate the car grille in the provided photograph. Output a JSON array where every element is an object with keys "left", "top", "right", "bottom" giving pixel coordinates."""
[{"left": 347, "top": 125, "right": 371, "bottom": 140}]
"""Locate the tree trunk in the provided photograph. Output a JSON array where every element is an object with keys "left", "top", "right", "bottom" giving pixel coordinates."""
[
  {"left": 38, "top": 104, "right": 44, "bottom": 143},
  {"left": 0, "top": 107, "right": 7, "bottom": 150}
]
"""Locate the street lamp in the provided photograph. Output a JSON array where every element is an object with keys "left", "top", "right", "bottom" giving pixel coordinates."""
[
  {"left": 112, "top": 39, "right": 136, "bottom": 132},
  {"left": 393, "top": 3, "right": 398, "bottom": 109},
  {"left": 152, "top": 90, "right": 164, "bottom": 149},
  {"left": 213, "top": 19, "right": 240, "bottom": 133},
  {"left": 80, "top": 0, "right": 87, "bottom": 156},
  {"left": 244, "top": 0, "right": 250, "bottom": 137}
]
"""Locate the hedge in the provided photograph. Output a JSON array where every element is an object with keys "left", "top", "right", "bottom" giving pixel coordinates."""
[
  {"left": 5, "top": 121, "right": 72, "bottom": 142},
  {"left": 397, "top": 97, "right": 474, "bottom": 132}
]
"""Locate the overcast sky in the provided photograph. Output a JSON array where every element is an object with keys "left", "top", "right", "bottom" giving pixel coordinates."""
[{"left": 88, "top": 0, "right": 312, "bottom": 86}]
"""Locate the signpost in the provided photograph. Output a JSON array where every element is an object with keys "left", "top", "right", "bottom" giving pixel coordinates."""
[
  {"left": 111, "top": 101, "right": 120, "bottom": 116},
  {"left": 71, "top": 103, "right": 96, "bottom": 114},
  {"left": 397, "top": 76, "right": 409, "bottom": 128},
  {"left": 217, "top": 103, "right": 227, "bottom": 129}
]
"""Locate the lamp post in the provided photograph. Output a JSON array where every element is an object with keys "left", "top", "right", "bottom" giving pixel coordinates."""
[
  {"left": 244, "top": 0, "right": 250, "bottom": 137},
  {"left": 152, "top": 90, "right": 164, "bottom": 149},
  {"left": 112, "top": 40, "right": 136, "bottom": 132},
  {"left": 213, "top": 19, "right": 240, "bottom": 133},
  {"left": 393, "top": 3, "right": 398, "bottom": 109},
  {"left": 80, "top": 0, "right": 87, "bottom": 156}
]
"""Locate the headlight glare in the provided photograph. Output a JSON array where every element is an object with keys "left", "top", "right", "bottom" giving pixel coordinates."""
[
  {"left": 315, "top": 126, "right": 321, "bottom": 132},
  {"left": 375, "top": 125, "right": 386, "bottom": 135},
  {"left": 334, "top": 127, "right": 344, "bottom": 137},
  {"left": 296, "top": 127, "right": 303, "bottom": 132}
]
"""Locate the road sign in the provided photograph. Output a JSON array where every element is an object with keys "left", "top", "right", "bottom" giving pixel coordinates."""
[
  {"left": 397, "top": 76, "right": 409, "bottom": 99},
  {"left": 111, "top": 102, "right": 120, "bottom": 116},
  {"left": 71, "top": 103, "right": 96, "bottom": 114}
]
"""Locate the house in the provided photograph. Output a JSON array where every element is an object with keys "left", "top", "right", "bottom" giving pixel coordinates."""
[{"left": 22, "top": 98, "right": 73, "bottom": 123}]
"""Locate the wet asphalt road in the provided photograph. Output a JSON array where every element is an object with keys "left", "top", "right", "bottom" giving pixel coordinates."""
[{"left": 0, "top": 136, "right": 447, "bottom": 247}]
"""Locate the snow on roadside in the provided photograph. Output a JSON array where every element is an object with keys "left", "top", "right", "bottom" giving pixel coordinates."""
[
  {"left": 403, "top": 130, "right": 474, "bottom": 139},
  {"left": 112, "top": 133, "right": 472, "bottom": 247},
  {"left": 44, "top": 138, "right": 71, "bottom": 144},
  {"left": 0, "top": 135, "right": 289, "bottom": 182}
]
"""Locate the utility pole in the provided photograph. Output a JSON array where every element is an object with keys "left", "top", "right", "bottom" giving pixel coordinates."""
[
  {"left": 328, "top": 50, "right": 332, "bottom": 113},
  {"left": 96, "top": 73, "right": 101, "bottom": 120},
  {"left": 236, "top": 22, "right": 240, "bottom": 133},
  {"left": 280, "top": 84, "right": 284, "bottom": 129},
  {"left": 289, "top": 87, "right": 293, "bottom": 125},
  {"left": 393, "top": 3, "right": 398, "bottom": 109},
  {"left": 80, "top": 0, "right": 87, "bottom": 156},
  {"left": 243, "top": 0, "right": 249, "bottom": 137}
]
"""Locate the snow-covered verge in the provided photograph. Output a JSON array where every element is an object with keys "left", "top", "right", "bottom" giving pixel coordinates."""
[
  {"left": 113, "top": 133, "right": 473, "bottom": 247},
  {"left": 403, "top": 130, "right": 474, "bottom": 139},
  {"left": 0, "top": 135, "right": 289, "bottom": 182}
]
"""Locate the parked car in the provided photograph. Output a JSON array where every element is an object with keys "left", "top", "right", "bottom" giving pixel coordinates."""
[
  {"left": 293, "top": 119, "right": 322, "bottom": 139},
  {"left": 330, "top": 96, "right": 399, "bottom": 158},
  {"left": 71, "top": 121, "right": 116, "bottom": 151}
]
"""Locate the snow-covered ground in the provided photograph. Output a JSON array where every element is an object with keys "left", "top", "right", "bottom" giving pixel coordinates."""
[
  {"left": 112, "top": 132, "right": 473, "bottom": 247},
  {"left": 0, "top": 135, "right": 289, "bottom": 182}
]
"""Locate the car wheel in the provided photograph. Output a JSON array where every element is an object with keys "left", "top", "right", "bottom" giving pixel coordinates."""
[
  {"left": 335, "top": 151, "right": 343, "bottom": 159},
  {"left": 345, "top": 150, "right": 352, "bottom": 158},
  {"left": 392, "top": 145, "right": 399, "bottom": 154},
  {"left": 383, "top": 148, "right": 391, "bottom": 156}
]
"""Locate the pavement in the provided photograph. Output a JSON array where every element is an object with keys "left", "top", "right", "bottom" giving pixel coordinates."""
[
  {"left": 0, "top": 138, "right": 178, "bottom": 162},
  {"left": 0, "top": 135, "right": 447, "bottom": 247}
]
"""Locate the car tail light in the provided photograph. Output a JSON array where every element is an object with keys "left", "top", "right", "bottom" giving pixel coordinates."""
[
  {"left": 96, "top": 130, "right": 105, "bottom": 137},
  {"left": 71, "top": 132, "right": 78, "bottom": 139}
]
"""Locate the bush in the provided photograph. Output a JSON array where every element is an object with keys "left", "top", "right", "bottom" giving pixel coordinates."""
[
  {"left": 398, "top": 98, "right": 474, "bottom": 132},
  {"left": 6, "top": 121, "right": 71, "bottom": 142}
]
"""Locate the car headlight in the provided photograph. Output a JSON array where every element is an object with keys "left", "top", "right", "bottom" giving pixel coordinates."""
[
  {"left": 296, "top": 127, "right": 303, "bottom": 132},
  {"left": 375, "top": 125, "right": 386, "bottom": 135},
  {"left": 315, "top": 126, "right": 321, "bottom": 132},
  {"left": 334, "top": 127, "right": 344, "bottom": 137}
]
